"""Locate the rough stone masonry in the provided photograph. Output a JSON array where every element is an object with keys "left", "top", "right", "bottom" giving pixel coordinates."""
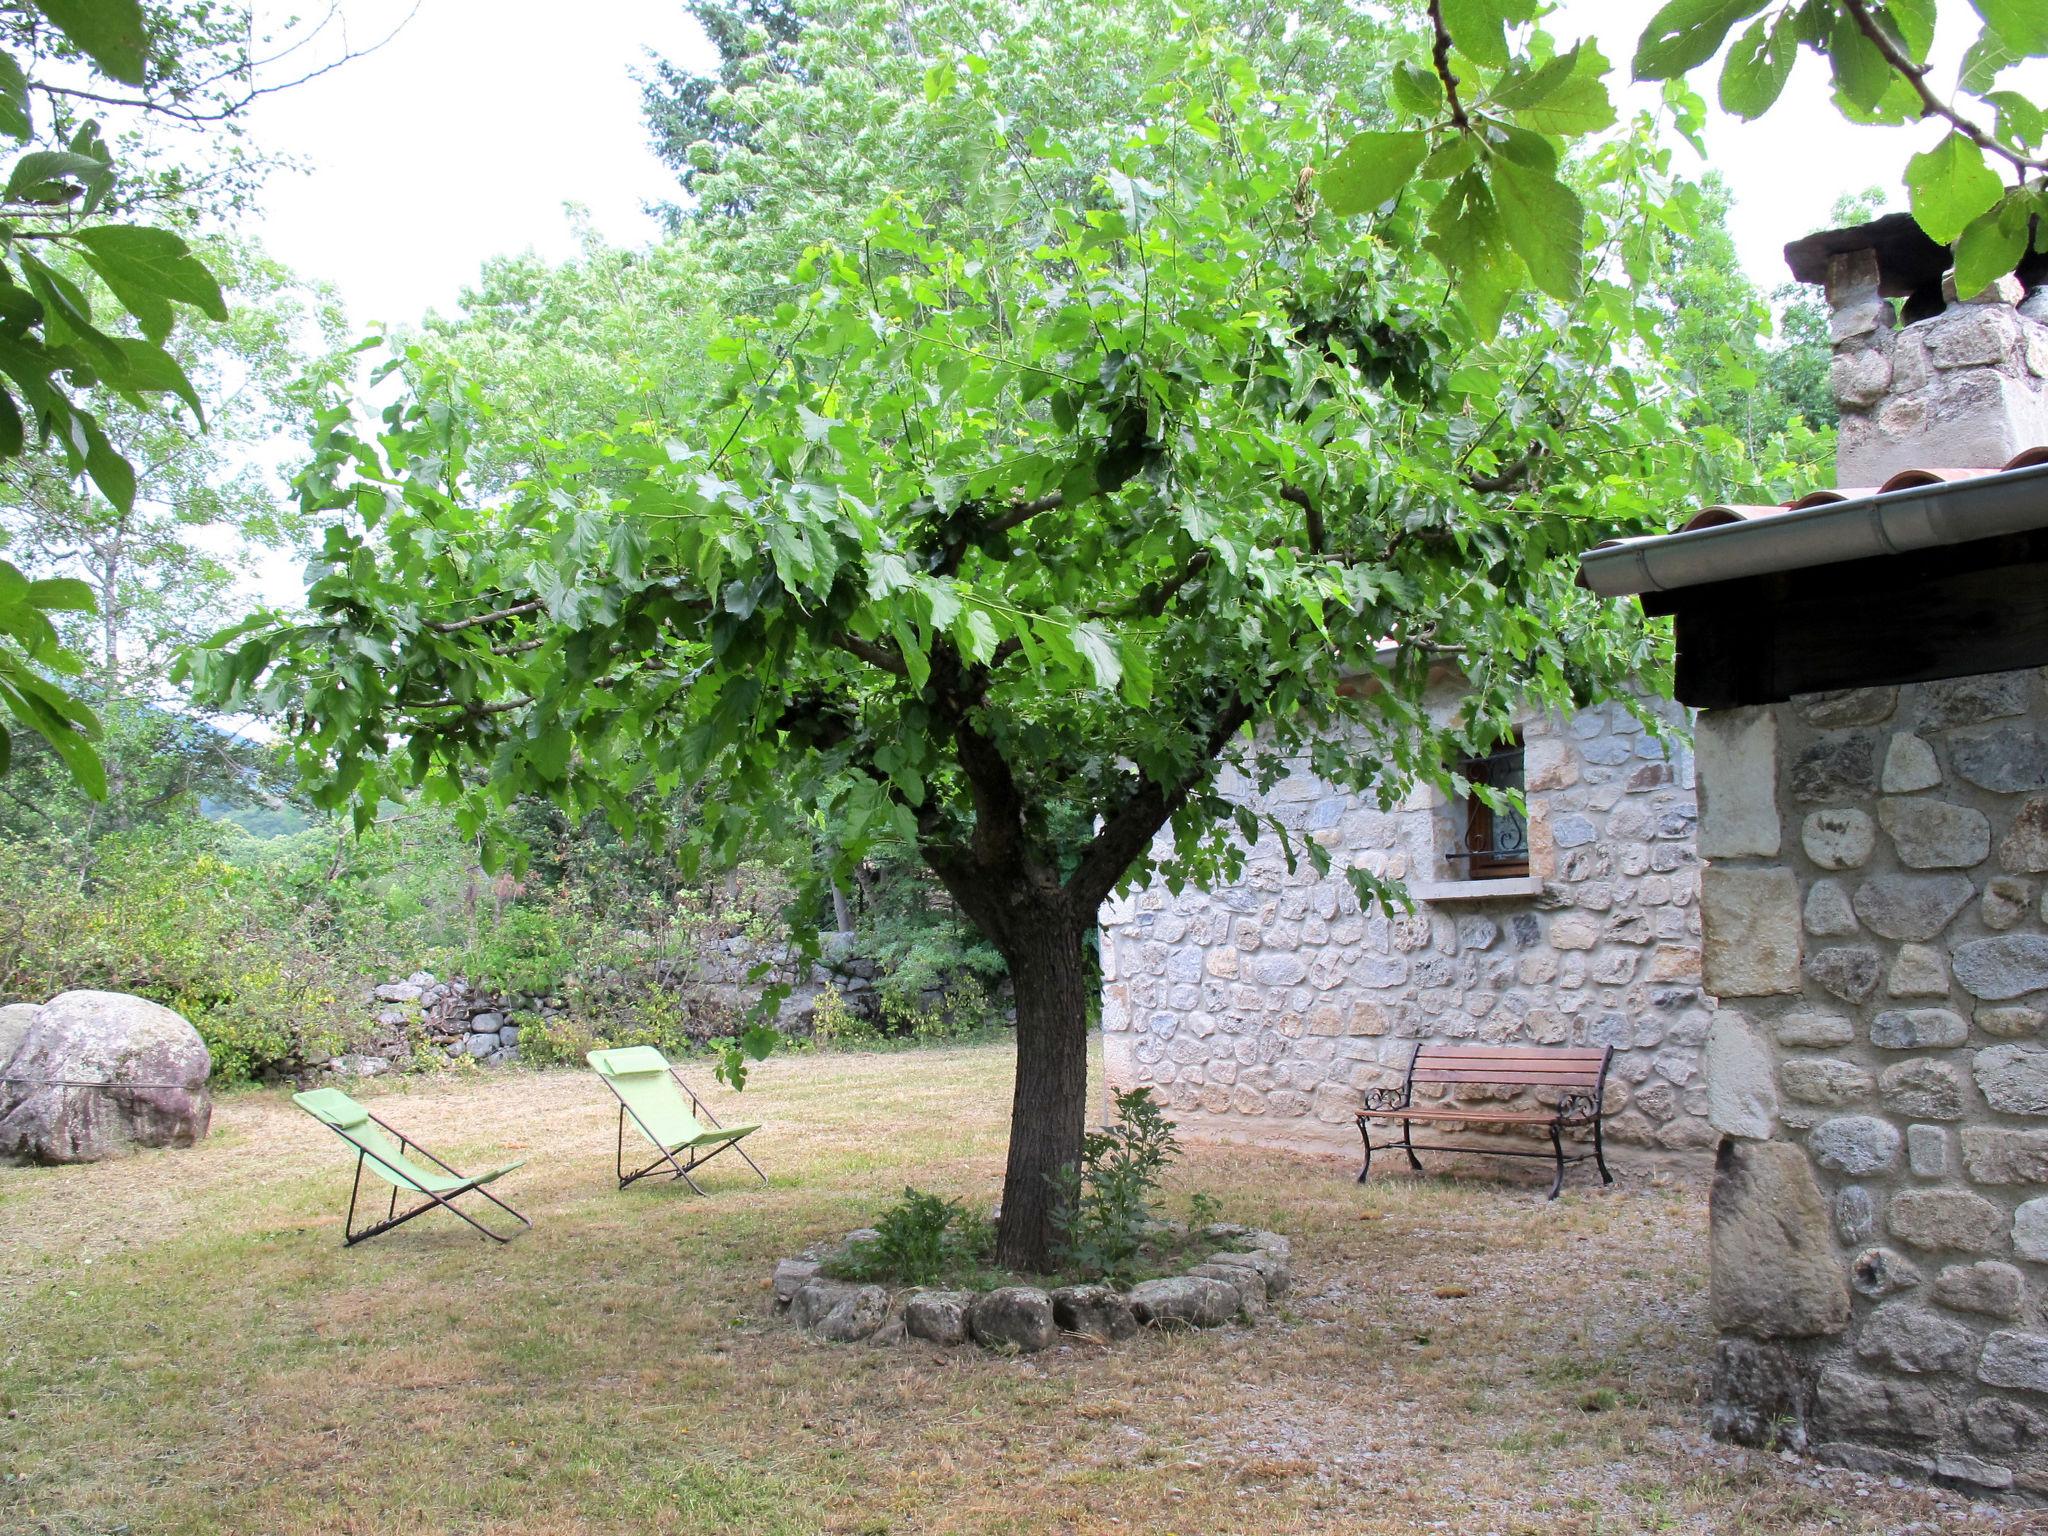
[
  {"left": 1100, "top": 682, "right": 1714, "bottom": 1157},
  {"left": 1702, "top": 673, "right": 2048, "bottom": 1500}
]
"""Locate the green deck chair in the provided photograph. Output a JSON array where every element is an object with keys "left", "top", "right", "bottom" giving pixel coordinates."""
[
  {"left": 293, "top": 1087, "right": 530, "bottom": 1246},
  {"left": 587, "top": 1046, "right": 766, "bottom": 1193}
]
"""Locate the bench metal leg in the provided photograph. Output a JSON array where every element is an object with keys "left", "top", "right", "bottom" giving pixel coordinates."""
[
  {"left": 1547, "top": 1122, "right": 1566, "bottom": 1200},
  {"left": 1402, "top": 1118, "right": 1423, "bottom": 1172},
  {"left": 1356, "top": 1119, "right": 1373, "bottom": 1183},
  {"left": 1594, "top": 1115, "right": 1613, "bottom": 1186}
]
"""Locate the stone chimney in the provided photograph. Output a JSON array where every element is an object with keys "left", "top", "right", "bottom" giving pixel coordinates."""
[{"left": 1787, "top": 212, "right": 2048, "bottom": 485}]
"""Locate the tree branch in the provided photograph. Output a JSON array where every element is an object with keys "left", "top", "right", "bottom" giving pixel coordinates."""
[
  {"left": 1463, "top": 444, "right": 1544, "bottom": 495},
  {"left": 929, "top": 490, "right": 1065, "bottom": 577},
  {"left": 835, "top": 632, "right": 910, "bottom": 677},
  {"left": 1427, "top": 1, "right": 1470, "bottom": 133},
  {"left": 1279, "top": 482, "right": 1324, "bottom": 555},
  {"left": 428, "top": 599, "right": 544, "bottom": 634},
  {"left": 1064, "top": 692, "right": 1261, "bottom": 907},
  {"left": 1840, "top": 0, "right": 2046, "bottom": 176}
]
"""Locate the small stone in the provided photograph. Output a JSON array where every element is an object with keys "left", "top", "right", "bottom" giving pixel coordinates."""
[
  {"left": 1695, "top": 707, "right": 1781, "bottom": 857},
  {"left": 904, "top": 1290, "right": 972, "bottom": 1347},
  {"left": 1801, "top": 809, "right": 1876, "bottom": 870},
  {"left": 1186, "top": 1263, "right": 1267, "bottom": 1317},
  {"left": 772, "top": 1258, "right": 821, "bottom": 1306},
  {"left": 1710, "top": 1140, "right": 1850, "bottom": 1339},
  {"left": 1701, "top": 867, "right": 1802, "bottom": 996},
  {"left": 1920, "top": 671, "right": 2031, "bottom": 727},
  {"left": 1710, "top": 1337, "right": 1815, "bottom": 1450},
  {"left": 1851, "top": 874, "right": 1976, "bottom": 941},
  {"left": 1703, "top": 1010, "right": 1778, "bottom": 1138},
  {"left": 1808, "top": 1115, "right": 1901, "bottom": 1175},
  {"left": 792, "top": 1279, "right": 889, "bottom": 1343},
  {"left": 1799, "top": 690, "right": 1896, "bottom": 728},
  {"left": 470, "top": 1011, "right": 505, "bottom": 1032},
  {"left": 1906, "top": 1123, "right": 1950, "bottom": 1176},
  {"left": 1933, "top": 1452, "right": 2015, "bottom": 1493},
  {"left": 967, "top": 1287, "right": 1056, "bottom": 1352},
  {"left": 1235, "top": 1227, "right": 1293, "bottom": 1261},
  {"left": 1802, "top": 880, "right": 1860, "bottom": 937},
  {"left": 1966, "top": 1395, "right": 2048, "bottom": 1453},
  {"left": 1889, "top": 1187, "right": 2006, "bottom": 1252},
  {"left": 1982, "top": 876, "right": 2037, "bottom": 930},
  {"left": 1954, "top": 934, "right": 2048, "bottom": 1000},
  {"left": 1780, "top": 1058, "right": 1873, "bottom": 1107},
  {"left": 1879, "top": 797, "right": 1990, "bottom": 869},
  {"left": 462, "top": 1033, "right": 496, "bottom": 1059},
  {"left": 1850, "top": 1247, "right": 1922, "bottom": 1299},
  {"left": 1202, "top": 1247, "right": 1291, "bottom": 1298},
  {"left": 1805, "top": 946, "right": 1883, "bottom": 1003},
  {"left": 1978, "top": 1331, "right": 2048, "bottom": 1394},
  {"left": 1974, "top": 1043, "right": 2048, "bottom": 1114},
  {"left": 1881, "top": 733, "right": 1941, "bottom": 792},
  {"left": 1879, "top": 1061, "right": 1965, "bottom": 1121},
  {"left": 1792, "top": 733, "right": 1880, "bottom": 801},
  {"left": 1838, "top": 1185, "right": 1878, "bottom": 1245},
  {"left": 2017, "top": 1200, "right": 2048, "bottom": 1262},
  {"left": 2000, "top": 797, "right": 2048, "bottom": 873},
  {"left": 1049, "top": 1283, "right": 1138, "bottom": 1341},
  {"left": 1815, "top": 1366, "right": 1948, "bottom": 1443},
  {"left": 1884, "top": 943, "right": 1949, "bottom": 998},
  {"left": 1952, "top": 725, "right": 2048, "bottom": 794},
  {"left": 1774, "top": 1010, "right": 1856, "bottom": 1048},
  {"left": 1934, "top": 1262, "right": 2025, "bottom": 1319},
  {"left": 1127, "top": 1275, "right": 1240, "bottom": 1330},
  {"left": 1854, "top": 1302, "right": 1974, "bottom": 1373},
  {"left": 1963, "top": 1126, "right": 2048, "bottom": 1184},
  {"left": 1979, "top": 1005, "right": 2046, "bottom": 1040},
  {"left": 1869, "top": 1008, "right": 1967, "bottom": 1050}
]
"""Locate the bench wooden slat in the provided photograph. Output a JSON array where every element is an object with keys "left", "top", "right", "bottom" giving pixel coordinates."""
[
  {"left": 1411, "top": 1070, "right": 1604, "bottom": 1085},
  {"left": 1413, "top": 1046, "right": 1607, "bottom": 1060},
  {"left": 1359, "top": 1106, "right": 1561, "bottom": 1123}
]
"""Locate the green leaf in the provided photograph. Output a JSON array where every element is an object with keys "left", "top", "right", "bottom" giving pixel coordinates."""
[
  {"left": 26, "top": 576, "right": 93, "bottom": 612},
  {"left": 1970, "top": 0, "right": 2048, "bottom": 54},
  {"left": 1426, "top": 171, "right": 1523, "bottom": 339},
  {"left": 105, "top": 336, "right": 204, "bottom": 421},
  {"left": 1439, "top": 0, "right": 1509, "bottom": 68},
  {"left": 1828, "top": 6, "right": 1898, "bottom": 111},
  {"left": 526, "top": 725, "right": 572, "bottom": 782},
  {"left": 1070, "top": 622, "right": 1122, "bottom": 691},
  {"left": 1633, "top": 0, "right": 1769, "bottom": 80},
  {"left": 78, "top": 411, "right": 133, "bottom": 513},
  {"left": 1489, "top": 159, "right": 1584, "bottom": 300},
  {"left": 1500, "top": 44, "right": 1615, "bottom": 135},
  {"left": 1905, "top": 130, "right": 2003, "bottom": 245},
  {"left": 1961, "top": 28, "right": 2019, "bottom": 93},
  {"left": 0, "top": 52, "right": 31, "bottom": 141},
  {"left": 1718, "top": 16, "right": 1794, "bottom": 119},
  {"left": 33, "top": 0, "right": 148, "bottom": 85},
  {"left": 3, "top": 148, "right": 104, "bottom": 203},
  {"left": 1389, "top": 59, "right": 1444, "bottom": 118},
  {"left": 1985, "top": 91, "right": 2044, "bottom": 151},
  {"left": 1321, "top": 130, "right": 1430, "bottom": 218},
  {"left": 1952, "top": 192, "right": 2031, "bottom": 299},
  {"left": 71, "top": 225, "right": 229, "bottom": 321}
]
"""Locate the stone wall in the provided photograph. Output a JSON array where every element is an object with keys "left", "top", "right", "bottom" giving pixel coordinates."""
[
  {"left": 1827, "top": 256, "right": 2048, "bottom": 486},
  {"left": 1099, "top": 689, "right": 1714, "bottom": 1156},
  {"left": 1702, "top": 671, "right": 2048, "bottom": 1500}
]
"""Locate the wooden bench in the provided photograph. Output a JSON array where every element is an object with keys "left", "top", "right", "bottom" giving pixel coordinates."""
[{"left": 1356, "top": 1044, "right": 1615, "bottom": 1199}]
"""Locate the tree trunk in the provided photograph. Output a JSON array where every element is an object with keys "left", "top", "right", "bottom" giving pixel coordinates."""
[{"left": 993, "top": 911, "right": 1093, "bottom": 1272}]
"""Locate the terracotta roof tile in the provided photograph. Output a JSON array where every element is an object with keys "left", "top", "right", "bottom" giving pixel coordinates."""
[{"left": 1676, "top": 448, "right": 2048, "bottom": 534}]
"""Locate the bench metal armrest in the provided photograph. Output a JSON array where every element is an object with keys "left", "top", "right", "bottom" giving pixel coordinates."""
[
  {"left": 1556, "top": 1090, "right": 1602, "bottom": 1126},
  {"left": 1359, "top": 1086, "right": 1410, "bottom": 1114}
]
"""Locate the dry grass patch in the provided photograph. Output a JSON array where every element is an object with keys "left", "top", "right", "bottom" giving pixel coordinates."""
[{"left": 0, "top": 1040, "right": 2030, "bottom": 1534}]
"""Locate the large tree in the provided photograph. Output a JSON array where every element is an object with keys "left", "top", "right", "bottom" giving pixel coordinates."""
[{"left": 193, "top": 23, "right": 1685, "bottom": 1266}]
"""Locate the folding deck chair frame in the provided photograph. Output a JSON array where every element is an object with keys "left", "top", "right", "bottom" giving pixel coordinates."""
[
  {"left": 294, "top": 1089, "right": 531, "bottom": 1247},
  {"left": 589, "top": 1047, "right": 768, "bottom": 1193}
]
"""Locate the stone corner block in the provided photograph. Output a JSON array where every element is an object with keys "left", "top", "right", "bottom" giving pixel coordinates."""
[{"left": 1701, "top": 866, "right": 1803, "bottom": 996}]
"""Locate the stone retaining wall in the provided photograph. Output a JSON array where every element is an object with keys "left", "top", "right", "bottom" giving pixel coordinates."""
[
  {"left": 1100, "top": 689, "right": 1714, "bottom": 1156},
  {"left": 1702, "top": 672, "right": 2048, "bottom": 1500}
]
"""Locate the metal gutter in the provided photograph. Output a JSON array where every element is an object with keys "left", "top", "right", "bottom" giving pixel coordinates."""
[{"left": 1578, "top": 460, "right": 2048, "bottom": 599}]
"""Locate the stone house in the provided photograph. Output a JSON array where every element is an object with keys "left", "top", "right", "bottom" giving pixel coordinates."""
[{"left": 1579, "top": 219, "right": 2048, "bottom": 1499}]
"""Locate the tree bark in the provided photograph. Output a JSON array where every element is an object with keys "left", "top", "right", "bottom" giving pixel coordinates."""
[{"left": 992, "top": 907, "right": 1093, "bottom": 1273}]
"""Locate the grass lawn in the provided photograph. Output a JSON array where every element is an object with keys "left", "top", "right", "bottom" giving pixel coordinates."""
[{"left": 0, "top": 1039, "right": 2024, "bottom": 1535}]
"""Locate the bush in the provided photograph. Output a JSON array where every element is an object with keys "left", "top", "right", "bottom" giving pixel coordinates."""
[
  {"left": 827, "top": 1186, "right": 994, "bottom": 1288},
  {"left": 1053, "top": 1087, "right": 1181, "bottom": 1283}
]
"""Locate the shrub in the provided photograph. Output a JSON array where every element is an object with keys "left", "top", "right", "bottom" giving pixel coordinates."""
[
  {"left": 1053, "top": 1087, "right": 1181, "bottom": 1283},
  {"left": 828, "top": 1186, "right": 994, "bottom": 1287}
]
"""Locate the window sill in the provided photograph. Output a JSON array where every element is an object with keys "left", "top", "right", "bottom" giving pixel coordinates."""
[{"left": 1408, "top": 875, "right": 1544, "bottom": 904}]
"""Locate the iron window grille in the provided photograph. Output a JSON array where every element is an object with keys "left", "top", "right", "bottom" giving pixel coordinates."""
[{"left": 1449, "top": 736, "right": 1528, "bottom": 879}]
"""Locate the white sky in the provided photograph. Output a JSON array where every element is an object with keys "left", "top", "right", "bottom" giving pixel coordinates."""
[{"left": 232, "top": 0, "right": 2018, "bottom": 336}]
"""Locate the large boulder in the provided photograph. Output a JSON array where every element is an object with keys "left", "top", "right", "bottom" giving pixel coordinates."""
[
  {"left": 0, "top": 991, "right": 211, "bottom": 1164},
  {"left": 0, "top": 1002, "right": 37, "bottom": 1063}
]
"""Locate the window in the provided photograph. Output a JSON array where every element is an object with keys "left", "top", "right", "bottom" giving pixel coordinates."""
[{"left": 1452, "top": 734, "right": 1528, "bottom": 879}]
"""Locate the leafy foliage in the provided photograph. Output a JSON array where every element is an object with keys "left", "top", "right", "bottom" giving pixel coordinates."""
[
  {"left": 1052, "top": 1086, "right": 1180, "bottom": 1284},
  {"left": 828, "top": 1185, "right": 995, "bottom": 1288}
]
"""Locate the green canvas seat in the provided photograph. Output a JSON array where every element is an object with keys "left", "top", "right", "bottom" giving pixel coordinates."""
[
  {"left": 588, "top": 1046, "right": 767, "bottom": 1193},
  {"left": 294, "top": 1087, "right": 531, "bottom": 1246}
]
